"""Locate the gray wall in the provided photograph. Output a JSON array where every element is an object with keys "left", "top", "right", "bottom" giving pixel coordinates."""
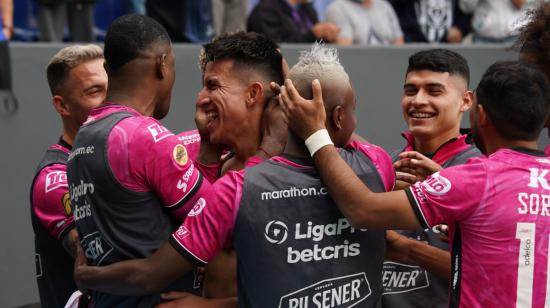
[{"left": 0, "top": 43, "right": 523, "bottom": 307}]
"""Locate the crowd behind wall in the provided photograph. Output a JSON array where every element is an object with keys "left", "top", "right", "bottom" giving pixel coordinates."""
[{"left": 3, "top": 0, "right": 547, "bottom": 45}]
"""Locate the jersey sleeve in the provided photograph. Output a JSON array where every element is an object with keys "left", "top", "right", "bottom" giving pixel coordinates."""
[
  {"left": 169, "top": 170, "right": 244, "bottom": 265},
  {"left": 31, "top": 164, "right": 74, "bottom": 240},
  {"left": 347, "top": 140, "right": 396, "bottom": 192},
  {"left": 406, "top": 159, "right": 487, "bottom": 228},
  {"left": 127, "top": 119, "right": 209, "bottom": 220}
]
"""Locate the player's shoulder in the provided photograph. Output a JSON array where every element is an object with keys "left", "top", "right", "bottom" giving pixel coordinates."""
[
  {"left": 33, "top": 163, "right": 67, "bottom": 195},
  {"left": 119, "top": 115, "right": 176, "bottom": 145},
  {"left": 177, "top": 129, "right": 201, "bottom": 146},
  {"left": 346, "top": 140, "right": 392, "bottom": 162}
]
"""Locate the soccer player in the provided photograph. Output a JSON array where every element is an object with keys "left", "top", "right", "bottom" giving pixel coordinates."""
[
  {"left": 279, "top": 60, "right": 550, "bottom": 306},
  {"left": 383, "top": 49, "right": 480, "bottom": 308},
  {"left": 66, "top": 14, "right": 211, "bottom": 307},
  {"left": 516, "top": 2, "right": 550, "bottom": 155},
  {"left": 74, "top": 44, "right": 395, "bottom": 308},
  {"left": 30, "top": 45, "right": 107, "bottom": 308}
]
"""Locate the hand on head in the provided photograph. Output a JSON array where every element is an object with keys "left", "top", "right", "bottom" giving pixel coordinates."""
[{"left": 279, "top": 78, "right": 327, "bottom": 140}]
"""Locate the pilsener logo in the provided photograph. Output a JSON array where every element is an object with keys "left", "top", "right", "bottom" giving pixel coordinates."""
[
  {"left": 279, "top": 272, "right": 371, "bottom": 308},
  {"left": 265, "top": 220, "right": 289, "bottom": 244}
]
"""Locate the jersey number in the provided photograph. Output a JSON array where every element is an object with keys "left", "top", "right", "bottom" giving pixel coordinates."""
[{"left": 515, "top": 222, "right": 550, "bottom": 307}]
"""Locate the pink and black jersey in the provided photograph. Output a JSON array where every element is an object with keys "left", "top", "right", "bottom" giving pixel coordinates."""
[
  {"left": 407, "top": 148, "right": 550, "bottom": 307},
  {"left": 67, "top": 104, "right": 209, "bottom": 307},
  {"left": 171, "top": 142, "right": 395, "bottom": 307},
  {"left": 176, "top": 130, "right": 221, "bottom": 183},
  {"left": 383, "top": 132, "right": 480, "bottom": 308},
  {"left": 30, "top": 139, "right": 77, "bottom": 308}
]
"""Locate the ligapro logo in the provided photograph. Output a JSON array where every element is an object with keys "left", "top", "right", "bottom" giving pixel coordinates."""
[{"left": 264, "top": 220, "right": 289, "bottom": 244}]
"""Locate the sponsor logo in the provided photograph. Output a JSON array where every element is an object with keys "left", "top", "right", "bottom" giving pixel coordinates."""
[
  {"left": 74, "top": 201, "right": 92, "bottom": 221},
  {"left": 279, "top": 272, "right": 371, "bottom": 308},
  {"left": 382, "top": 262, "right": 429, "bottom": 294},
  {"left": 177, "top": 164, "right": 195, "bottom": 193},
  {"left": 62, "top": 192, "right": 72, "bottom": 216},
  {"left": 188, "top": 198, "right": 206, "bottom": 216},
  {"left": 175, "top": 225, "right": 191, "bottom": 240},
  {"left": 148, "top": 123, "right": 173, "bottom": 143},
  {"left": 422, "top": 172, "right": 451, "bottom": 196},
  {"left": 70, "top": 180, "right": 95, "bottom": 202},
  {"left": 261, "top": 187, "right": 328, "bottom": 201},
  {"left": 45, "top": 171, "right": 67, "bottom": 193},
  {"left": 265, "top": 220, "right": 289, "bottom": 244},
  {"left": 173, "top": 144, "right": 189, "bottom": 166},
  {"left": 81, "top": 232, "right": 113, "bottom": 265},
  {"left": 178, "top": 133, "right": 201, "bottom": 146},
  {"left": 265, "top": 218, "right": 365, "bottom": 264},
  {"left": 68, "top": 145, "right": 94, "bottom": 161}
]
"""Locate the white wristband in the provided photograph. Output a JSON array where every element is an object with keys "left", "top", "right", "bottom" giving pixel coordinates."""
[{"left": 305, "top": 129, "right": 333, "bottom": 157}]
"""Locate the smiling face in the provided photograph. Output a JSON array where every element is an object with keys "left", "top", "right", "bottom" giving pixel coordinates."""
[
  {"left": 196, "top": 59, "right": 252, "bottom": 146},
  {"left": 61, "top": 58, "right": 108, "bottom": 125},
  {"left": 402, "top": 69, "right": 469, "bottom": 143}
]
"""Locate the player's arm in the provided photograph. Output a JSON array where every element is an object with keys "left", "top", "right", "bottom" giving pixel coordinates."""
[
  {"left": 75, "top": 242, "right": 195, "bottom": 296},
  {"left": 62, "top": 228, "right": 79, "bottom": 258},
  {"left": 279, "top": 79, "right": 421, "bottom": 230},
  {"left": 385, "top": 230, "right": 450, "bottom": 281}
]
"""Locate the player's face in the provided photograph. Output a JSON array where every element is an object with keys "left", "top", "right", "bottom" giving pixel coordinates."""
[
  {"left": 63, "top": 58, "right": 107, "bottom": 125},
  {"left": 197, "top": 59, "right": 251, "bottom": 146},
  {"left": 402, "top": 70, "right": 468, "bottom": 141},
  {"left": 154, "top": 47, "right": 176, "bottom": 120}
]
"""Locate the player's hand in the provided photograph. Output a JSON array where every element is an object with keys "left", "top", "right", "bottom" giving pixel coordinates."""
[
  {"left": 384, "top": 230, "right": 413, "bottom": 263},
  {"left": 157, "top": 292, "right": 236, "bottom": 308},
  {"left": 74, "top": 244, "right": 90, "bottom": 294},
  {"left": 256, "top": 83, "right": 288, "bottom": 159},
  {"left": 434, "top": 224, "right": 449, "bottom": 243},
  {"left": 394, "top": 151, "right": 442, "bottom": 181},
  {"left": 195, "top": 104, "right": 224, "bottom": 165},
  {"left": 279, "top": 78, "right": 327, "bottom": 141},
  {"left": 394, "top": 171, "right": 417, "bottom": 190}
]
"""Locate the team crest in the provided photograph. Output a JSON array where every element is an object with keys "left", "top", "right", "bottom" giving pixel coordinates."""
[
  {"left": 62, "top": 192, "right": 72, "bottom": 216},
  {"left": 173, "top": 144, "right": 188, "bottom": 166}
]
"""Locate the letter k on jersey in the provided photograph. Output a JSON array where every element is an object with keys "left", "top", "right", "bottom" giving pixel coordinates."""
[{"left": 528, "top": 168, "right": 550, "bottom": 190}]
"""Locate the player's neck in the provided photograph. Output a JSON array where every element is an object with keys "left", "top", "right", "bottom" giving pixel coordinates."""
[
  {"left": 284, "top": 132, "right": 311, "bottom": 159},
  {"left": 232, "top": 129, "right": 261, "bottom": 164},
  {"left": 485, "top": 138, "right": 538, "bottom": 156},
  {"left": 106, "top": 83, "right": 157, "bottom": 117},
  {"left": 413, "top": 130, "right": 461, "bottom": 154}
]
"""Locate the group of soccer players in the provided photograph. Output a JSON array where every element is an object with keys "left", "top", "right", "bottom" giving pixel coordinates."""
[{"left": 29, "top": 4, "right": 550, "bottom": 308}]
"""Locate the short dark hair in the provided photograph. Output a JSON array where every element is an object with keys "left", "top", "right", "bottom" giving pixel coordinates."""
[
  {"left": 104, "top": 14, "right": 171, "bottom": 71},
  {"left": 476, "top": 61, "right": 550, "bottom": 141},
  {"left": 406, "top": 49, "right": 470, "bottom": 86},
  {"left": 199, "top": 32, "right": 284, "bottom": 84}
]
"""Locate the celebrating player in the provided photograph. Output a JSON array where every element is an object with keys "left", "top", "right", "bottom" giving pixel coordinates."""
[
  {"left": 30, "top": 45, "right": 107, "bottom": 308},
  {"left": 74, "top": 44, "right": 395, "bottom": 308},
  {"left": 280, "top": 60, "right": 550, "bottom": 306},
  {"left": 383, "top": 49, "right": 480, "bottom": 308},
  {"left": 66, "top": 14, "right": 210, "bottom": 307}
]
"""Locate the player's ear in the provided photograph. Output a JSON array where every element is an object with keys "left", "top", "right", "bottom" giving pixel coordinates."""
[
  {"left": 156, "top": 53, "right": 167, "bottom": 79},
  {"left": 53, "top": 95, "right": 70, "bottom": 116},
  {"left": 246, "top": 82, "right": 264, "bottom": 108},
  {"left": 477, "top": 103, "right": 489, "bottom": 127},
  {"left": 331, "top": 105, "right": 344, "bottom": 130},
  {"left": 460, "top": 90, "right": 473, "bottom": 112}
]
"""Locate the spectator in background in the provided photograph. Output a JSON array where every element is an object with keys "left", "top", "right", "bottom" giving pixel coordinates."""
[
  {"left": 460, "top": 0, "right": 537, "bottom": 44},
  {"left": 325, "top": 0, "right": 404, "bottom": 45},
  {"left": 212, "top": 0, "right": 247, "bottom": 36},
  {"left": 37, "top": 0, "right": 96, "bottom": 42},
  {"left": 388, "top": 0, "right": 471, "bottom": 43},
  {"left": 185, "top": 0, "right": 215, "bottom": 43},
  {"left": 247, "top": 0, "right": 340, "bottom": 43},
  {"left": 0, "top": 0, "right": 13, "bottom": 41},
  {"left": 146, "top": 0, "right": 187, "bottom": 42}
]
